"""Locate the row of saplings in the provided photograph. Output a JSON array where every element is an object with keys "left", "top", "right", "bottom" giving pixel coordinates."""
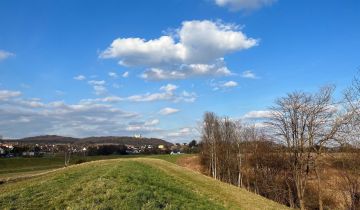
[{"left": 199, "top": 80, "right": 360, "bottom": 210}]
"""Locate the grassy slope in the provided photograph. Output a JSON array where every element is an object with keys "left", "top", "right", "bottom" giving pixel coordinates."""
[
  {"left": 0, "top": 158, "right": 289, "bottom": 210},
  {"left": 0, "top": 154, "right": 192, "bottom": 179}
]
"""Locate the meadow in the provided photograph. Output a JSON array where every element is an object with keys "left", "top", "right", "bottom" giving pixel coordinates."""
[
  {"left": 0, "top": 154, "right": 191, "bottom": 179},
  {"left": 0, "top": 156, "right": 289, "bottom": 210}
]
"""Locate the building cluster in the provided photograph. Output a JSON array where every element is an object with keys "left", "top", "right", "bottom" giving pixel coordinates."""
[
  {"left": 0, "top": 138, "right": 199, "bottom": 158},
  {"left": 0, "top": 142, "right": 173, "bottom": 157}
]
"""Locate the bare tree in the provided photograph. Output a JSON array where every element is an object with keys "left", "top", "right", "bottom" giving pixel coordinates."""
[
  {"left": 339, "top": 73, "right": 360, "bottom": 210},
  {"left": 201, "top": 112, "right": 219, "bottom": 179},
  {"left": 267, "top": 86, "right": 347, "bottom": 210},
  {"left": 64, "top": 144, "right": 71, "bottom": 167}
]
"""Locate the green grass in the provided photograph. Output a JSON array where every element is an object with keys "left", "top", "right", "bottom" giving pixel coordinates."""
[
  {"left": 0, "top": 154, "right": 191, "bottom": 178},
  {"left": 0, "top": 158, "right": 290, "bottom": 210}
]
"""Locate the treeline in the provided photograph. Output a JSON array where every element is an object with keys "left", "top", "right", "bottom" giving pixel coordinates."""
[{"left": 200, "top": 80, "right": 360, "bottom": 210}]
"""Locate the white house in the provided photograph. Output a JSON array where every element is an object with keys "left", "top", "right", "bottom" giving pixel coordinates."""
[{"left": 134, "top": 134, "right": 142, "bottom": 138}]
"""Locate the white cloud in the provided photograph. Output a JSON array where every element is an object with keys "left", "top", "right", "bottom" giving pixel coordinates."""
[
  {"left": 18, "top": 99, "right": 45, "bottom": 108},
  {"left": 122, "top": 71, "right": 129, "bottom": 78},
  {"left": 214, "top": 0, "right": 277, "bottom": 11},
  {"left": 243, "top": 110, "right": 272, "bottom": 119},
  {"left": 211, "top": 80, "right": 238, "bottom": 90},
  {"left": 0, "top": 89, "right": 196, "bottom": 142},
  {"left": 87, "top": 80, "right": 107, "bottom": 95},
  {"left": 74, "top": 75, "right": 86, "bottom": 81},
  {"left": 88, "top": 80, "right": 106, "bottom": 86},
  {"left": 100, "top": 20, "right": 258, "bottom": 80},
  {"left": 0, "top": 96, "right": 145, "bottom": 138},
  {"left": 167, "top": 127, "right": 194, "bottom": 137},
  {"left": 125, "top": 119, "right": 161, "bottom": 132},
  {"left": 223, "top": 81, "right": 238, "bottom": 87},
  {"left": 0, "top": 50, "right": 15, "bottom": 61},
  {"left": 108, "top": 72, "right": 118, "bottom": 78},
  {"left": 93, "top": 85, "right": 107, "bottom": 95},
  {"left": 126, "top": 84, "right": 195, "bottom": 103},
  {"left": 145, "top": 119, "right": 160, "bottom": 126},
  {"left": 126, "top": 91, "right": 195, "bottom": 103},
  {"left": 141, "top": 60, "right": 233, "bottom": 80},
  {"left": 241, "top": 70, "right": 257, "bottom": 79},
  {"left": 81, "top": 96, "right": 123, "bottom": 103},
  {"left": 126, "top": 92, "right": 171, "bottom": 102},
  {"left": 159, "top": 107, "right": 180, "bottom": 115},
  {"left": 160, "top": 84, "right": 178, "bottom": 92},
  {"left": 82, "top": 85, "right": 196, "bottom": 104},
  {"left": 0, "top": 90, "right": 21, "bottom": 100}
]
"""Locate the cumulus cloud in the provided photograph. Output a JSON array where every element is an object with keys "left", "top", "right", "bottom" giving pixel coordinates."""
[
  {"left": 0, "top": 89, "right": 198, "bottom": 141},
  {"left": 126, "top": 90, "right": 196, "bottom": 103},
  {"left": 141, "top": 60, "right": 233, "bottom": 80},
  {"left": 166, "top": 127, "right": 198, "bottom": 140},
  {"left": 160, "top": 84, "right": 178, "bottom": 92},
  {"left": 81, "top": 84, "right": 196, "bottom": 104},
  {"left": 223, "top": 81, "right": 238, "bottom": 87},
  {"left": 241, "top": 70, "right": 257, "bottom": 79},
  {"left": 159, "top": 107, "right": 180, "bottom": 115},
  {"left": 0, "top": 50, "right": 15, "bottom": 61},
  {"left": 108, "top": 72, "right": 118, "bottom": 78},
  {"left": 93, "top": 85, "right": 107, "bottom": 95},
  {"left": 125, "top": 119, "right": 161, "bottom": 132},
  {"left": 125, "top": 83, "right": 194, "bottom": 102},
  {"left": 145, "top": 119, "right": 160, "bottom": 126},
  {"left": 0, "top": 94, "right": 168, "bottom": 138},
  {"left": 81, "top": 96, "right": 123, "bottom": 103},
  {"left": 211, "top": 80, "right": 238, "bottom": 91},
  {"left": 242, "top": 110, "right": 272, "bottom": 119},
  {"left": 122, "top": 71, "right": 129, "bottom": 78},
  {"left": 100, "top": 20, "right": 258, "bottom": 80},
  {"left": 88, "top": 80, "right": 106, "bottom": 86},
  {"left": 214, "top": 0, "right": 277, "bottom": 11},
  {"left": 17, "top": 99, "right": 45, "bottom": 108},
  {"left": 0, "top": 90, "right": 21, "bottom": 100},
  {"left": 87, "top": 80, "right": 107, "bottom": 95},
  {"left": 74, "top": 75, "right": 86, "bottom": 81}
]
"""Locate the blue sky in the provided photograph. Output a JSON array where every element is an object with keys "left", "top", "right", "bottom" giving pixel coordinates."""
[{"left": 0, "top": 0, "right": 359, "bottom": 142}]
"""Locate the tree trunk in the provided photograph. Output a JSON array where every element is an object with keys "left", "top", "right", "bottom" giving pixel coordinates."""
[
  {"left": 238, "top": 153, "right": 242, "bottom": 187},
  {"left": 295, "top": 171, "right": 306, "bottom": 210},
  {"left": 299, "top": 199, "right": 306, "bottom": 210},
  {"left": 315, "top": 165, "right": 323, "bottom": 210},
  {"left": 64, "top": 151, "right": 67, "bottom": 167},
  {"left": 286, "top": 180, "right": 295, "bottom": 208}
]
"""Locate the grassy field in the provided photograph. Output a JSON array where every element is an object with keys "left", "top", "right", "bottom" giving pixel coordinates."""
[
  {"left": 0, "top": 157, "right": 289, "bottom": 210},
  {"left": 0, "top": 154, "right": 192, "bottom": 179}
]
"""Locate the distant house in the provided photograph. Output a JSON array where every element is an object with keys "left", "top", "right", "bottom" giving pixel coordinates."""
[
  {"left": 134, "top": 134, "right": 142, "bottom": 138},
  {"left": 0, "top": 147, "right": 5, "bottom": 155},
  {"left": 158, "top": 145, "right": 165, "bottom": 149},
  {"left": 22, "top": 151, "right": 35, "bottom": 157}
]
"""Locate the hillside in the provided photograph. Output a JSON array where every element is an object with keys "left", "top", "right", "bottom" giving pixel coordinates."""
[
  {"left": 1, "top": 135, "right": 173, "bottom": 146},
  {"left": 0, "top": 158, "right": 289, "bottom": 210}
]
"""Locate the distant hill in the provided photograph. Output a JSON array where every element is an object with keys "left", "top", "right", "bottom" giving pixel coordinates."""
[{"left": 1, "top": 135, "right": 173, "bottom": 146}]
